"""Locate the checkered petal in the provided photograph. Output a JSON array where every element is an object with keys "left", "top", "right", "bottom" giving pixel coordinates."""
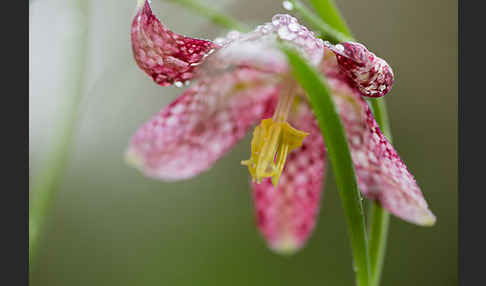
[
  {"left": 251, "top": 103, "right": 326, "bottom": 254},
  {"left": 131, "top": 0, "right": 218, "bottom": 86},
  {"left": 204, "top": 14, "right": 325, "bottom": 75},
  {"left": 126, "top": 68, "right": 277, "bottom": 180},
  {"left": 328, "top": 76, "right": 436, "bottom": 225},
  {"left": 324, "top": 41, "right": 394, "bottom": 98}
]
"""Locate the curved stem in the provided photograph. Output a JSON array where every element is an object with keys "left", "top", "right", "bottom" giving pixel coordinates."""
[
  {"left": 311, "top": 1, "right": 394, "bottom": 284},
  {"left": 368, "top": 203, "right": 390, "bottom": 286},
  {"left": 369, "top": 99, "right": 393, "bottom": 142},
  {"left": 284, "top": 47, "right": 370, "bottom": 286},
  {"left": 29, "top": 0, "right": 89, "bottom": 269}
]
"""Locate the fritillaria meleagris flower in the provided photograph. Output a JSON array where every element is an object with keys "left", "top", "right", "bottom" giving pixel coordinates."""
[{"left": 127, "top": 0, "right": 435, "bottom": 254}]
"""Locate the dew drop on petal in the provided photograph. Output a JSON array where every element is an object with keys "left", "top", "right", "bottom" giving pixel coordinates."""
[
  {"left": 272, "top": 17, "right": 281, "bottom": 26},
  {"left": 288, "top": 22, "right": 299, "bottom": 32},
  {"left": 174, "top": 81, "right": 183, "bottom": 87},
  {"left": 213, "top": 37, "right": 226, "bottom": 45},
  {"left": 335, "top": 44, "right": 345, "bottom": 52},
  {"left": 278, "top": 26, "right": 296, "bottom": 40},
  {"left": 282, "top": 1, "right": 294, "bottom": 10}
]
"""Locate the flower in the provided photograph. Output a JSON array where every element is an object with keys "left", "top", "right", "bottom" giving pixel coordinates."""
[{"left": 127, "top": 0, "right": 435, "bottom": 254}]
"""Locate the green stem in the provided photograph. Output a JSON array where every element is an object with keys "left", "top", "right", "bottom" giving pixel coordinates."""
[
  {"left": 368, "top": 99, "right": 392, "bottom": 142},
  {"left": 368, "top": 202, "right": 390, "bottom": 286},
  {"left": 308, "top": 0, "right": 353, "bottom": 37},
  {"left": 29, "top": 0, "right": 89, "bottom": 269},
  {"left": 284, "top": 47, "right": 370, "bottom": 286},
  {"left": 289, "top": 0, "right": 351, "bottom": 43},
  {"left": 309, "top": 1, "right": 393, "bottom": 284},
  {"left": 366, "top": 98, "right": 392, "bottom": 286},
  {"left": 165, "top": 0, "right": 249, "bottom": 31}
]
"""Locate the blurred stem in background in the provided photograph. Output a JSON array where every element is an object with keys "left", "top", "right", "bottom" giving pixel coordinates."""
[
  {"left": 29, "top": 0, "right": 89, "bottom": 269},
  {"left": 288, "top": 0, "right": 350, "bottom": 44},
  {"left": 166, "top": 0, "right": 249, "bottom": 31},
  {"left": 307, "top": 0, "right": 352, "bottom": 38}
]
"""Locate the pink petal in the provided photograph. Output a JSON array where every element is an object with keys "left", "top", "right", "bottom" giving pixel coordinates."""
[
  {"left": 131, "top": 0, "right": 218, "bottom": 86},
  {"left": 327, "top": 77, "right": 436, "bottom": 225},
  {"left": 126, "top": 68, "right": 278, "bottom": 180},
  {"left": 324, "top": 41, "right": 394, "bottom": 98},
  {"left": 251, "top": 104, "right": 326, "bottom": 254},
  {"left": 204, "top": 14, "right": 324, "bottom": 75}
]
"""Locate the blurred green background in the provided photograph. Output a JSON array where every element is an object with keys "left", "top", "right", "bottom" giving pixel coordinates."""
[{"left": 29, "top": 0, "right": 457, "bottom": 285}]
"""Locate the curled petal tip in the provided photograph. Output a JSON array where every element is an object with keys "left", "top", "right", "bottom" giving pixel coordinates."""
[
  {"left": 131, "top": 0, "right": 217, "bottom": 86},
  {"left": 324, "top": 41, "right": 394, "bottom": 98}
]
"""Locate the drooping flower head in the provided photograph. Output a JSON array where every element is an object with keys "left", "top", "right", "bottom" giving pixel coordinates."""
[{"left": 128, "top": 0, "right": 435, "bottom": 254}]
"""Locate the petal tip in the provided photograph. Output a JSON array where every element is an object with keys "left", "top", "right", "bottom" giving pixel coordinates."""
[
  {"left": 125, "top": 148, "right": 144, "bottom": 170},
  {"left": 387, "top": 200, "right": 437, "bottom": 227},
  {"left": 136, "top": 0, "right": 146, "bottom": 8},
  {"left": 270, "top": 235, "right": 301, "bottom": 256},
  {"left": 131, "top": 0, "right": 216, "bottom": 86},
  {"left": 415, "top": 209, "right": 437, "bottom": 227},
  {"left": 324, "top": 41, "right": 394, "bottom": 98}
]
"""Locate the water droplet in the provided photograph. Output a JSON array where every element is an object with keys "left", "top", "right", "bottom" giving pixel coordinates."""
[
  {"left": 335, "top": 44, "right": 345, "bottom": 52},
  {"left": 263, "top": 23, "right": 274, "bottom": 33},
  {"left": 272, "top": 14, "right": 289, "bottom": 26},
  {"left": 288, "top": 22, "right": 299, "bottom": 32},
  {"left": 278, "top": 26, "right": 296, "bottom": 40},
  {"left": 174, "top": 81, "right": 183, "bottom": 87},
  {"left": 214, "top": 37, "right": 226, "bottom": 45},
  {"left": 282, "top": 1, "right": 294, "bottom": 10}
]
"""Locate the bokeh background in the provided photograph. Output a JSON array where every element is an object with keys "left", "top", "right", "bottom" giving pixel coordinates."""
[{"left": 29, "top": 0, "right": 457, "bottom": 285}]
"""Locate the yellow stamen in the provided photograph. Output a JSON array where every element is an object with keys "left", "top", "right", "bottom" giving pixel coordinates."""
[
  {"left": 241, "top": 118, "right": 308, "bottom": 186},
  {"left": 242, "top": 80, "right": 308, "bottom": 187},
  {"left": 241, "top": 117, "right": 308, "bottom": 187}
]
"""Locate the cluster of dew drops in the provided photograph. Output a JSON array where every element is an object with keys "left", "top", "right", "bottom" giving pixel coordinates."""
[{"left": 172, "top": 1, "right": 296, "bottom": 89}]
